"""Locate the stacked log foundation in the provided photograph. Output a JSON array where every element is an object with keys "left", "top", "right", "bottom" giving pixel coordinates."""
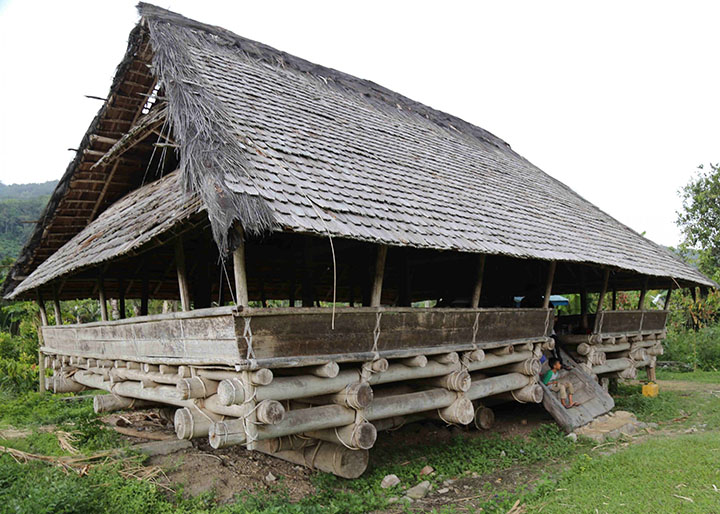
[
  {"left": 40, "top": 339, "right": 547, "bottom": 477},
  {"left": 560, "top": 331, "right": 664, "bottom": 383}
]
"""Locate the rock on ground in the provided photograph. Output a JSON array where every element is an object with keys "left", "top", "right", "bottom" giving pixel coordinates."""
[
  {"left": 406, "top": 480, "right": 431, "bottom": 499},
  {"left": 576, "top": 410, "right": 648, "bottom": 442},
  {"left": 381, "top": 474, "right": 401, "bottom": 489}
]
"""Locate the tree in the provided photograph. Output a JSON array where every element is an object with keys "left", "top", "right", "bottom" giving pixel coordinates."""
[{"left": 677, "top": 163, "right": 720, "bottom": 283}]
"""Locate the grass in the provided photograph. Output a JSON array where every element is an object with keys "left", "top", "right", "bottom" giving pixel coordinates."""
[
  {"left": 0, "top": 393, "right": 590, "bottom": 514},
  {"left": 522, "top": 431, "right": 720, "bottom": 513},
  {"left": 0, "top": 391, "right": 96, "bottom": 428},
  {"left": 1, "top": 374, "right": 720, "bottom": 513},
  {"left": 656, "top": 368, "right": 720, "bottom": 383}
]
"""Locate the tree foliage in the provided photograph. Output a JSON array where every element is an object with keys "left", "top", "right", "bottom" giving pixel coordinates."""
[
  {"left": 0, "top": 180, "right": 57, "bottom": 262},
  {"left": 677, "top": 163, "right": 720, "bottom": 283}
]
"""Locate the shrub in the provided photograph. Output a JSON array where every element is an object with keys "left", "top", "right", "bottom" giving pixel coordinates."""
[
  {"left": 663, "top": 323, "right": 720, "bottom": 371},
  {"left": 0, "top": 329, "right": 39, "bottom": 394}
]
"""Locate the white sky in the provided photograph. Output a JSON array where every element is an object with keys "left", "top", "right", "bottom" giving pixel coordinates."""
[{"left": 0, "top": 1, "right": 718, "bottom": 247}]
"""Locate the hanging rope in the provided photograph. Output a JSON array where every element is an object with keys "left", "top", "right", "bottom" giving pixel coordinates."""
[
  {"left": 242, "top": 317, "right": 256, "bottom": 361},
  {"left": 221, "top": 260, "right": 237, "bottom": 306},
  {"left": 371, "top": 311, "right": 382, "bottom": 358},
  {"left": 472, "top": 312, "right": 480, "bottom": 344}
]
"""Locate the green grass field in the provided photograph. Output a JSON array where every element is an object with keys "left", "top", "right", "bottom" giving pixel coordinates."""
[{"left": 1, "top": 372, "right": 719, "bottom": 513}]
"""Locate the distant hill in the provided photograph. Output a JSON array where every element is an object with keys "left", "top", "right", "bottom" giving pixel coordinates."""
[{"left": 0, "top": 181, "right": 58, "bottom": 263}]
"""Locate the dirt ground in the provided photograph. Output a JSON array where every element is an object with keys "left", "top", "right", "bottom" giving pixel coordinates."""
[
  {"left": 100, "top": 379, "right": 720, "bottom": 512},
  {"left": 102, "top": 401, "right": 557, "bottom": 507}
]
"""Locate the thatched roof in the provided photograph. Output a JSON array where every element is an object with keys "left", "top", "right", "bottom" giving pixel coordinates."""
[{"left": 3, "top": 3, "right": 714, "bottom": 299}]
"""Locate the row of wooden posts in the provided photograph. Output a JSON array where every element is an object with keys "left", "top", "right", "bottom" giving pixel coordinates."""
[{"left": 35, "top": 224, "right": 685, "bottom": 333}]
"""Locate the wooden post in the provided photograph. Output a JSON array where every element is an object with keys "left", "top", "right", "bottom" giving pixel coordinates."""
[
  {"left": 52, "top": 286, "right": 62, "bottom": 326},
  {"left": 98, "top": 275, "right": 108, "bottom": 322},
  {"left": 579, "top": 269, "right": 588, "bottom": 330},
  {"left": 36, "top": 290, "right": 48, "bottom": 395},
  {"left": 542, "top": 261, "right": 556, "bottom": 309},
  {"left": 370, "top": 245, "right": 388, "bottom": 307},
  {"left": 612, "top": 288, "right": 617, "bottom": 310},
  {"left": 471, "top": 254, "right": 486, "bottom": 308},
  {"left": 140, "top": 270, "right": 149, "bottom": 316},
  {"left": 638, "top": 277, "right": 649, "bottom": 310},
  {"left": 596, "top": 269, "right": 610, "bottom": 312},
  {"left": 36, "top": 290, "right": 49, "bottom": 327},
  {"left": 289, "top": 265, "right": 296, "bottom": 307},
  {"left": 118, "top": 278, "right": 126, "bottom": 319},
  {"left": 175, "top": 237, "right": 191, "bottom": 311},
  {"left": 663, "top": 284, "right": 673, "bottom": 310},
  {"left": 593, "top": 269, "right": 610, "bottom": 333},
  {"left": 301, "top": 238, "right": 314, "bottom": 307},
  {"left": 580, "top": 290, "right": 588, "bottom": 330},
  {"left": 233, "top": 226, "right": 249, "bottom": 306},
  {"left": 398, "top": 248, "right": 411, "bottom": 307}
]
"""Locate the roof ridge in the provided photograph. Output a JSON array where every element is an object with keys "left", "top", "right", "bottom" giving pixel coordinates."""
[{"left": 136, "top": 3, "right": 511, "bottom": 153}]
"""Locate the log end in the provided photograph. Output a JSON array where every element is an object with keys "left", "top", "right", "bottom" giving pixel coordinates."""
[
  {"left": 351, "top": 422, "right": 377, "bottom": 450},
  {"left": 217, "top": 378, "right": 245, "bottom": 406},
  {"left": 175, "top": 407, "right": 194, "bottom": 440},
  {"left": 256, "top": 400, "right": 286, "bottom": 425},
  {"left": 474, "top": 405, "right": 495, "bottom": 430},
  {"left": 370, "top": 358, "right": 389, "bottom": 373}
]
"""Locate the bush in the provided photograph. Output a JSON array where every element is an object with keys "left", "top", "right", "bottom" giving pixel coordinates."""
[
  {"left": 663, "top": 323, "right": 720, "bottom": 371},
  {"left": 0, "top": 328, "right": 39, "bottom": 394}
]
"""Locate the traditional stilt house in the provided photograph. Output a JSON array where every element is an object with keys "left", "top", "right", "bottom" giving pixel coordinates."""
[{"left": 2, "top": 4, "right": 715, "bottom": 477}]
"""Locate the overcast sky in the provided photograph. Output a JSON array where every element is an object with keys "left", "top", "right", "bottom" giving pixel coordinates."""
[{"left": 0, "top": 1, "right": 718, "bottom": 247}]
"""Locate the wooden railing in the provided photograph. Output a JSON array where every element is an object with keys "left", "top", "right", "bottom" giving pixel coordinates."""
[
  {"left": 557, "top": 310, "right": 668, "bottom": 337},
  {"left": 41, "top": 306, "right": 553, "bottom": 368}
]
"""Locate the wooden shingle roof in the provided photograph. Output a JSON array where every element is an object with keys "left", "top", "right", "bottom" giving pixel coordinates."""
[{"left": 3, "top": 3, "right": 714, "bottom": 298}]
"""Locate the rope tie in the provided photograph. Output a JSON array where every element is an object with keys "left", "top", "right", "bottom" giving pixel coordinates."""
[
  {"left": 198, "top": 377, "right": 207, "bottom": 398},
  {"left": 360, "top": 363, "right": 376, "bottom": 382},
  {"left": 243, "top": 318, "right": 256, "bottom": 361},
  {"left": 511, "top": 389, "right": 527, "bottom": 404},
  {"left": 221, "top": 260, "right": 236, "bottom": 306},
  {"left": 544, "top": 309, "right": 552, "bottom": 337},
  {"left": 193, "top": 403, "right": 215, "bottom": 424},
  {"left": 371, "top": 311, "right": 382, "bottom": 358},
  {"left": 472, "top": 312, "right": 480, "bottom": 343},
  {"left": 308, "top": 441, "right": 323, "bottom": 470},
  {"left": 436, "top": 407, "right": 454, "bottom": 426}
]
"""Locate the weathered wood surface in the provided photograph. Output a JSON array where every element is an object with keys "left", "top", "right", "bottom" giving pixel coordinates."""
[
  {"left": 235, "top": 307, "right": 551, "bottom": 360},
  {"left": 41, "top": 306, "right": 550, "bottom": 368},
  {"left": 540, "top": 349, "right": 614, "bottom": 432},
  {"left": 42, "top": 306, "right": 240, "bottom": 365},
  {"left": 559, "top": 310, "right": 668, "bottom": 337}
]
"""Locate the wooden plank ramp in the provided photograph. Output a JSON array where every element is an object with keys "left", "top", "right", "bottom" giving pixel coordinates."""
[{"left": 539, "top": 349, "right": 614, "bottom": 432}]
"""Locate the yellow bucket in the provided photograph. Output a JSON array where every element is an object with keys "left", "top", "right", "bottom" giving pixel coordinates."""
[{"left": 642, "top": 382, "right": 659, "bottom": 397}]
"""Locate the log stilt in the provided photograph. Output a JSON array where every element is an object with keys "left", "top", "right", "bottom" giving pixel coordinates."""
[
  {"left": 177, "top": 376, "right": 219, "bottom": 400},
  {"left": 426, "top": 370, "right": 471, "bottom": 392},
  {"left": 175, "top": 406, "right": 224, "bottom": 439},
  {"left": 255, "top": 440, "right": 368, "bottom": 479},
  {"left": 305, "top": 422, "right": 377, "bottom": 450},
  {"left": 592, "top": 358, "right": 634, "bottom": 376},
  {"left": 93, "top": 394, "right": 157, "bottom": 413},
  {"left": 492, "top": 358, "right": 540, "bottom": 376},
  {"left": 51, "top": 374, "right": 87, "bottom": 393},
  {"left": 473, "top": 405, "right": 495, "bottom": 430},
  {"left": 399, "top": 355, "right": 427, "bottom": 368},
  {"left": 466, "top": 372, "right": 534, "bottom": 401}
]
